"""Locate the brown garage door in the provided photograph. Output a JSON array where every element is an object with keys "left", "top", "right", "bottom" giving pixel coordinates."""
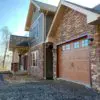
[{"left": 57, "top": 38, "right": 91, "bottom": 85}]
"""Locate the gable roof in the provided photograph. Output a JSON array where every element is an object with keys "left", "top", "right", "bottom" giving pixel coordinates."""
[
  {"left": 46, "top": 0, "right": 100, "bottom": 41},
  {"left": 16, "top": 41, "right": 29, "bottom": 47},
  {"left": 9, "top": 35, "right": 30, "bottom": 50},
  {"left": 25, "top": 0, "right": 56, "bottom": 31}
]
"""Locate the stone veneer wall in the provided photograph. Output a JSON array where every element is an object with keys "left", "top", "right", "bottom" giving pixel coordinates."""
[
  {"left": 91, "top": 25, "right": 100, "bottom": 91},
  {"left": 50, "top": 9, "right": 97, "bottom": 84},
  {"left": 28, "top": 43, "right": 44, "bottom": 79}
]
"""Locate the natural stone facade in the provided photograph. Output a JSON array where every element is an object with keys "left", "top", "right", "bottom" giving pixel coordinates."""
[
  {"left": 91, "top": 25, "right": 100, "bottom": 91},
  {"left": 28, "top": 43, "right": 44, "bottom": 79},
  {"left": 49, "top": 8, "right": 100, "bottom": 89}
]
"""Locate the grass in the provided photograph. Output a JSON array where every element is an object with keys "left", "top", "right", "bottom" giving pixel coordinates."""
[{"left": 0, "top": 66, "right": 8, "bottom": 71}]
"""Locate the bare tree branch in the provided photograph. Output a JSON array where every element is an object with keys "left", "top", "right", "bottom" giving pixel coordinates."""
[{"left": 0, "top": 26, "right": 11, "bottom": 68}]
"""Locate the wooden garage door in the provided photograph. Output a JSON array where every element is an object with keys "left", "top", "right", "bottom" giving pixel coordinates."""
[{"left": 57, "top": 38, "right": 91, "bottom": 85}]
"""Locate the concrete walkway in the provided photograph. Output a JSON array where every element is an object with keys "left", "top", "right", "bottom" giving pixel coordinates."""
[{"left": 0, "top": 80, "right": 100, "bottom": 100}]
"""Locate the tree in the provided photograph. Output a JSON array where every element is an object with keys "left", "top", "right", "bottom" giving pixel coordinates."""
[{"left": 0, "top": 26, "right": 11, "bottom": 68}]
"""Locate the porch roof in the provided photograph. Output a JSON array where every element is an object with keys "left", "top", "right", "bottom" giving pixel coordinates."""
[{"left": 9, "top": 35, "right": 30, "bottom": 51}]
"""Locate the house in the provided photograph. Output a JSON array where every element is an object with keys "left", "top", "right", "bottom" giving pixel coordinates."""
[
  {"left": 24, "top": 0, "right": 56, "bottom": 79},
  {"left": 46, "top": 0, "right": 100, "bottom": 90},
  {"left": 9, "top": 35, "right": 30, "bottom": 72},
  {"left": 9, "top": 0, "right": 100, "bottom": 91}
]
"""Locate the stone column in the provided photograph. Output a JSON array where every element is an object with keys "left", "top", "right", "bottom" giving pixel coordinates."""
[{"left": 92, "top": 24, "right": 100, "bottom": 91}]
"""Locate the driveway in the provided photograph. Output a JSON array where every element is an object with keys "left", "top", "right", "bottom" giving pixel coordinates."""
[{"left": 0, "top": 80, "right": 100, "bottom": 100}]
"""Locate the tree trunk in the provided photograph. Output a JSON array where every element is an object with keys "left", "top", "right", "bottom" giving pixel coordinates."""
[{"left": 2, "top": 42, "right": 8, "bottom": 68}]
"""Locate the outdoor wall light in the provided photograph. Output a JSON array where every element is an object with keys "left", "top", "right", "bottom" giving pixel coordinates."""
[{"left": 88, "top": 34, "right": 94, "bottom": 45}]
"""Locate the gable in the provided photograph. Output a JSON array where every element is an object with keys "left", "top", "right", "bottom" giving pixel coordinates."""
[
  {"left": 46, "top": 0, "right": 100, "bottom": 42},
  {"left": 25, "top": 0, "right": 56, "bottom": 31},
  {"left": 62, "top": 1, "right": 100, "bottom": 23}
]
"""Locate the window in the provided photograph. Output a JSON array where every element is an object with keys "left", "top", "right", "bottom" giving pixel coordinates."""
[
  {"left": 82, "top": 39, "right": 89, "bottom": 47},
  {"left": 62, "top": 44, "right": 71, "bottom": 51},
  {"left": 66, "top": 44, "right": 70, "bottom": 50},
  {"left": 33, "top": 23, "right": 39, "bottom": 38},
  {"left": 74, "top": 42, "right": 80, "bottom": 48},
  {"left": 62, "top": 45, "right": 66, "bottom": 51},
  {"left": 32, "top": 51, "right": 38, "bottom": 66}
]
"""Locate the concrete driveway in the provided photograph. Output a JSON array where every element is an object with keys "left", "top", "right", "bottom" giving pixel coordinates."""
[{"left": 0, "top": 80, "right": 100, "bottom": 100}]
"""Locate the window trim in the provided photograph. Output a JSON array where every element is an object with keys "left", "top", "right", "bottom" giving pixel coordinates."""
[
  {"left": 65, "top": 44, "right": 71, "bottom": 50},
  {"left": 31, "top": 51, "right": 38, "bottom": 67}
]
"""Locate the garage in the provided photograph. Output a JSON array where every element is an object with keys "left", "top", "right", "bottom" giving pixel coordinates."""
[{"left": 57, "top": 37, "right": 91, "bottom": 85}]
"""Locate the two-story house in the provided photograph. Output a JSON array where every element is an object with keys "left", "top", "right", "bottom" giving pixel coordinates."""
[
  {"left": 9, "top": 0, "right": 100, "bottom": 91},
  {"left": 25, "top": 0, "right": 56, "bottom": 79}
]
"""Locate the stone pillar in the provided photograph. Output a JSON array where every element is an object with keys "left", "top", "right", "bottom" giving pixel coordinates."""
[{"left": 92, "top": 25, "right": 100, "bottom": 91}]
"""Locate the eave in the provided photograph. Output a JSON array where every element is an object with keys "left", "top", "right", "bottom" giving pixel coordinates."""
[{"left": 25, "top": 2, "right": 36, "bottom": 31}]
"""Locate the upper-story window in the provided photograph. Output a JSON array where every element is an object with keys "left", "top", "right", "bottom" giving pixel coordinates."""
[
  {"left": 33, "top": 22, "right": 39, "bottom": 38},
  {"left": 30, "top": 19, "right": 39, "bottom": 39}
]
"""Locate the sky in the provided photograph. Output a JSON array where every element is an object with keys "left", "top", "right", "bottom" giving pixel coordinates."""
[
  {"left": 0, "top": 0, "right": 30, "bottom": 36},
  {"left": 0, "top": 0, "right": 100, "bottom": 36}
]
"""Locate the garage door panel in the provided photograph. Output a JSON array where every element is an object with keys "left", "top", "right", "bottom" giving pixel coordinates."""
[{"left": 57, "top": 38, "right": 90, "bottom": 85}]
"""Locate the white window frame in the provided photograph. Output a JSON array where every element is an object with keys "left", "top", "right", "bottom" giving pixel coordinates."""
[{"left": 31, "top": 51, "right": 38, "bottom": 67}]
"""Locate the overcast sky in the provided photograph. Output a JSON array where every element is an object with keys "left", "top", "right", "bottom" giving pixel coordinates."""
[{"left": 0, "top": 0, "right": 100, "bottom": 36}]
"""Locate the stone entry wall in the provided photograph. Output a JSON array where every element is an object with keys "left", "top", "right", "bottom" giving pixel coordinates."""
[
  {"left": 28, "top": 43, "right": 44, "bottom": 79},
  {"left": 91, "top": 25, "right": 100, "bottom": 91}
]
